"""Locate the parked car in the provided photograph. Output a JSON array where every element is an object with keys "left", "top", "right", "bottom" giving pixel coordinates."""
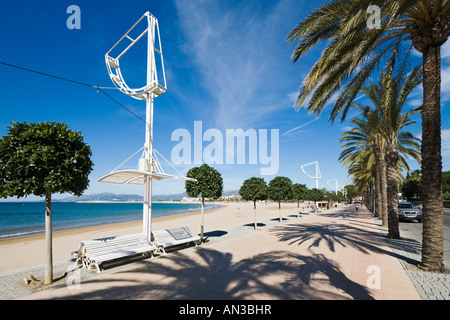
[{"left": 398, "top": 202, "right": 422, "bottom": 223}]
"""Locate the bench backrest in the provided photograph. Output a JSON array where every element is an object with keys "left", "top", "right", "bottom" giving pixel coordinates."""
[
  {"left": 81, "top": 233, "right": 151, "bottom": 255},
  {"left": 152, "top": 227, "right": 198, "bottom": 247}
]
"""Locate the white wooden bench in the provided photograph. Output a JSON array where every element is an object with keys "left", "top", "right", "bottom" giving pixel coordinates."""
[
  {"left": 152, "top": 227, "right": 201, "bottom": 254},
  {"left": 75, "top": 233, "right": 156, "bottom": 272}
]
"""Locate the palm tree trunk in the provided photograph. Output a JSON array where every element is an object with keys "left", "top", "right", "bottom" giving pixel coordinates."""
[
  {"left": 421, "top": 45, "right": 445, "bottom": 272},
  {"left": 376, "top": 149, "right": 388, "bottom": 227},
  {"left": 368, "top": 182, "right": 373, "bottom": 212},
  {"left": 367, "top": 188, "right": 371, "bottom": 210},
  {"left": 385, "top": 143, "right": 400, "bottom": 239},
  {"left": 375, "top": 163, "right": 382, "bottom": 219},
  {"left": 45, "top": 191, "right": 53, "bottom": 284}
]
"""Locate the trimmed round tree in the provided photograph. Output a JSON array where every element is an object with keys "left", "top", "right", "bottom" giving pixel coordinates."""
[
  {"left": 292, "top": 183, "right": 308, "bottom": 217},
  {"left": 0, "top": 122, "right": 94, "bottom": 284},
  {"left": 185, "top": 164, "right": 223, "bottom": 242},
  {"left": 239, "top": 177, "right": 268, "bottom": 229},
  {"left": 268, "top": 176, "right": 293, "bottom": 222},
  {"left": 308, "top": 188, "right": 325, "bottom": 213}
]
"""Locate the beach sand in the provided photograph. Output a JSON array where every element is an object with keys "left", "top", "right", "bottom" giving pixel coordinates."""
[{"left": 0, "top": 201, "right": 301, "bottom": 273}]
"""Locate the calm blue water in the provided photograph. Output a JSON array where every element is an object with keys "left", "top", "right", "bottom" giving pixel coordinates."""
[{"left": 0, "top": 202, "right": 220, "bottom": 239}]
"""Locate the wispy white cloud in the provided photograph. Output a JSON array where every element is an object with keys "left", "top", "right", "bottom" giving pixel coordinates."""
[
  {"left": 341, "top": 125, "right": 353, "bottom": 132},
  {"left": 288, "top": 91, "right": 298, "bottom": 104},
  {"left": 174, "top": 0, "right": 298, "bottom": 130},
  {"left": 282, "top": 117, "right": 319, "bottom": 136}
]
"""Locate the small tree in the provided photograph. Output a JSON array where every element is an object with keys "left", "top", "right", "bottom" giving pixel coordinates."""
[
  {"left": 0, "top": 122, "right": 94, "bottom": 284},
  {"left": 401, "top": 170, "right": 422, "bottom": 201},
  {"left": 239, "top": 177, "right": 268, "bottom": 229},
  {"left": 443, "top": 170, "right": 450, "bottom": 194},
  {"left": 308, "top": 188, "right": 324, "bottom": 213},
  {"left": 185, "top": 164, "right": 223, "bottom": 242},
  {"left": 268, "top": 176, "right": 293, "bottom": 222},
  {"left": 292, "top": 183, "right": 308, "bottom": 217},
  {"left": 344, "top": 184, "right": 357, "bottom": 204}
]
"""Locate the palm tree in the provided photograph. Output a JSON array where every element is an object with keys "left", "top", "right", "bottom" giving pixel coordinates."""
[
  {"left": 377, "top": 61, "right": 422, "bottom": 238},
  {"left": 339, "top": 113, "right": 388, "bottom": 226},
  {"left": 345, "top": 148, "right": 375, "bottom": 200},
  {"left": 340, "top": 104, "right": 421, "bottom": 239},
  {"left": 344, "top": 60, "right": 422, "bottom": 238},
  {"left": 287, "top": 0, "right": 449, "bottom": 271}
]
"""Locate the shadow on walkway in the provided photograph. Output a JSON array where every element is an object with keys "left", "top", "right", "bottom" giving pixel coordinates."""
[
  {"left": 60, "top": 247, "right": 373, "bottom": 300},
  {"left": 270, "top": 210, "right": 421, "bottom": 265}
]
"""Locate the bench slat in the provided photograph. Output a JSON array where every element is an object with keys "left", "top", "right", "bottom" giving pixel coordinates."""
[
  {"left": 77, "top": 233, "right": 156, "bottom": 272},
  {"left": 88, "top": 246, "right": 154, "bottom": 262}
]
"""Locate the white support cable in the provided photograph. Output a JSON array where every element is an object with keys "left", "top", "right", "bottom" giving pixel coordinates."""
[
  {"left": 94, "top": 86, "right": 119, "bottom": 90},
  {"left": 112, "top": 146, "right": 145, "bottom": 172},
  {"left": 153, "top": 148, "right": 186, "bottom": 178},
  {"left": 152, "top": 150, "right": 164, "bottom": 174},
  {"left": 0, "top": 61, "right": 149, "bottom": 125}
]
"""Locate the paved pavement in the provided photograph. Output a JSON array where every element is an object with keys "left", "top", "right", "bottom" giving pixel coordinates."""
[
  {"left": 0, "top": 204, "right": 449, "bottom": 300},
  {"left": 382, "top": 222, "right": 450, "bottom": 300}
]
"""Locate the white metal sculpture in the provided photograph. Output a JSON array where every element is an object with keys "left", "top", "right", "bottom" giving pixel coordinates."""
[
  {"left": 301, "top": 161, "right": 321, "bottom": 189},
  {"left": 105, "top": 12, "right": 166, "bottom": 100},
  {"left": 340, "top": 186, "right": 347, "bottom": 197},
  {"left": 99, "top": 12, "right": 196, "bottom": 242},
  {"left": 327, "top": 179, "right": 339, "bottom": 195}
]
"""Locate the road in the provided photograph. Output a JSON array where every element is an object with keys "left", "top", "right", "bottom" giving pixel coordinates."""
[{"left": 398, "top": 208, "right": 450, "bottom": 266}]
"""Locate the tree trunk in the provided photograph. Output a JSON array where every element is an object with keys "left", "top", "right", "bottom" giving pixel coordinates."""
[
  {"left": 376, "top": 149, "right": 388, "bottom": 227},
  {"left": 375, "top": 163, "right": 382, "bottom": 219},
  {"left": 278, "top": 201, "right": 282, "bottom": 222},
  {"left": 385, "top": 143, "right": 400, "bottom": 239},
  {"left": 421, "top": 45, "right": 445, "bottom": 271},
  {"left": 253, "top": 200, "right": 257, "bottom": 229},
  {"left": 200, "top": 197, "right": 205, "bottom": 243},
  {"left": 367, "top": 184, "right": 373, "bottom": 212},
  {"left": 45, "top": 192, "right": 53, "bottom": 284}
]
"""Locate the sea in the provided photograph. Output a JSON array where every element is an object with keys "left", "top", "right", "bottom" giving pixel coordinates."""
[{"left": 0, "top": 202, "right": 220, "bottom": 239}]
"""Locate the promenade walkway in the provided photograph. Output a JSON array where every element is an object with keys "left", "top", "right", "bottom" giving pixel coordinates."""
[
  {"left": 6, "top": 206, "right": 421, "bottom": 300},
  {"left": 6, "top": 204, "right": 436, "bottom": 300}
]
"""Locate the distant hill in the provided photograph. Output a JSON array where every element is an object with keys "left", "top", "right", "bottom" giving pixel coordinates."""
[
  {"left": 55, "top": 192, "right": 144, "bottom": 202},
  {"left": 55, "top": 190, "right": 240, "bottom": 202}
]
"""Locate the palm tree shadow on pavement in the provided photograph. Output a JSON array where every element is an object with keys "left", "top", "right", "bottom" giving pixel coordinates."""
[
  {"left": 269, "top": 214, "right": 421, "bottom": 266},
  {"left": 59, "top": 248, "right": 374, "bottom": 300}
]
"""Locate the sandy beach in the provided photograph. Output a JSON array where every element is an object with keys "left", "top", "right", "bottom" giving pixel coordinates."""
[{"left": 0, "top": 201, "right": 302, "bottom": 273}]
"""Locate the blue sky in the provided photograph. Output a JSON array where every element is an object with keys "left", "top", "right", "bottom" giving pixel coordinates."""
[{"left": 0, "top": 0, "right": 449, "bottom": 201}]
